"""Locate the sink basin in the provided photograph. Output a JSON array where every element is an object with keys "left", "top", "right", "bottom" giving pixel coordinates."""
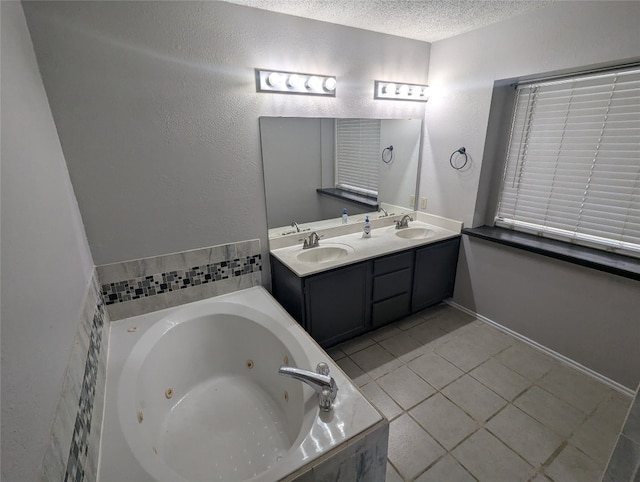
[
  {"left": 296, "top": 245, "right": 353, "bottom": 263},
  {"left": 395, "top": 227, "right": 436, "bottom": 239}
]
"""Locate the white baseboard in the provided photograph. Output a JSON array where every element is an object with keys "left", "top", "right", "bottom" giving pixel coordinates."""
[{"left": 444, "top": 299, "right": 635, "bottom": 398}]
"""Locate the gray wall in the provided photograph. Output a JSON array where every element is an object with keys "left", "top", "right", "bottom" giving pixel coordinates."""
[
  {"left": 422, "top": 1, "right": 640, "bottom": 389},
  {"left": 23, "top": 0, "right": 430, "bottom": 265},
  {"left": 0, "top": 2, "right": 95, "bottom": 480}
]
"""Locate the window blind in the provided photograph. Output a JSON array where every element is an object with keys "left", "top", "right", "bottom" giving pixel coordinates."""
[
  {"left": 495, "top": 67, "right": 640, "bottom": 258},
  {"left": 335, "top": 118, "right": 381, "bottom": 197}
]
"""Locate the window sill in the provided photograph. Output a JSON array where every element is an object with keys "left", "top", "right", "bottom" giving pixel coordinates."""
[
  {"left": 463, "top": 226, "right": 640, "bottom": 282},
  {"left": 316, "top": 188, "right": 379, "bottom": 210}
]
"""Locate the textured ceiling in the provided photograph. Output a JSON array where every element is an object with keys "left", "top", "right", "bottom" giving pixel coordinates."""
[{"left": 223, "top": 0, "right": 555, "bottom": 43}]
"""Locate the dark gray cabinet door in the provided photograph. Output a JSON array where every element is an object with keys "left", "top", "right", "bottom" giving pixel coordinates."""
[
  {"left": 305, "top": 262, "right": 371, "bottom": 347},
  {"left": 412, "top": 237, "right": 461, "bottom": 311}
]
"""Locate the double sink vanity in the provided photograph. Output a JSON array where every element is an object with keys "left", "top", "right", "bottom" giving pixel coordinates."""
[{"left": 269, "top": 211, "right": 463, "bottom": 347}]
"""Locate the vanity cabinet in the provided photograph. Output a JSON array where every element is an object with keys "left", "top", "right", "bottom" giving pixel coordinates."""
[
  {"left": 411, "top": 237, "right": 461, "bottom": 312},
  {"left": 371, "top": 251, "right": 413, "bottom": 328},
  {"left": 271, "top": 235, "right": 461, "bottom": 348},
  {"left": 271, "top": 257, "right": 371, "bottom": 347}
]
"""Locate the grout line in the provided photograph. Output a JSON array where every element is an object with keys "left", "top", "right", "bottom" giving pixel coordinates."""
[{"left": 445, "top": 300, "right": 635, "bottom": 398}]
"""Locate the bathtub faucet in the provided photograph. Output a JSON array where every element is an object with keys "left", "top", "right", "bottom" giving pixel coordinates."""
[{"left": 278, "top": 362, "right": 338, "bottom": 412}]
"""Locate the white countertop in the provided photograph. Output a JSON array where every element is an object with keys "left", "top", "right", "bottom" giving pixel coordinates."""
[{"left": 270, "top": 212, "right": 463, "bottom": 277}]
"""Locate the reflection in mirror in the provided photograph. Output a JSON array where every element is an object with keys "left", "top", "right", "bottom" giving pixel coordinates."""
[{"left": 260, "top": 117, "right": 422, "bottom": 239}]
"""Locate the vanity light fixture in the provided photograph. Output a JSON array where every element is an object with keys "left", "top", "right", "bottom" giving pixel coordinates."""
[
  {"left": 374, "top": 80, "right": 429, "bottom": 102},
  {"left": 256, "top": 69, "right": 337, "bottom": 97}
]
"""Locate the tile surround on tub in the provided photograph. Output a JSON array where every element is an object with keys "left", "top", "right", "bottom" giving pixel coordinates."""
[
  {"left": 42, "top": 272, "right": 109, "bottom": 482},
  {"left": 97, "top": 239, "right": 263, "bottom": 320}
]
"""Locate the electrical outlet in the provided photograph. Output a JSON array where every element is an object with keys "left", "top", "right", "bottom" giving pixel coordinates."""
[
  {"left": 409, "top": 195, "right": 415, "bottom": 207},
  {"left": 420, "top": 197, "right": 427, "bottom": 209}
]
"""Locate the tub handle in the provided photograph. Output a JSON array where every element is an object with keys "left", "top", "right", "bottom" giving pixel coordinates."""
[{"left": 278, "top": 363, "right": 338, "bottom": 412}]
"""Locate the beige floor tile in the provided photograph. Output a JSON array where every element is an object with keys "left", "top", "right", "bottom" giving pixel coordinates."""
[
  {"left": 410, "top": 393, "right": 479, "bottom": 450},
  {"left": 486, "top": 405, "right": 563, "bottom": 466},
  {"left": 513, "top": 386, "right": 586, "bottom": 438},
  {"left": 395, "top": 311, "right": 430, "bottom": 331},
  {"left": 326, "top": 345, "right": 346, "bottom": 361},
  {"left": 385, "top": 461, "right": 404, "bottom": 482},
  {"left": 452, "top": 429, "right": 535, "bottom": 482},
  {"left": 388, "top": 414, "right": 446, "bottom": 480},
  {"left": 414, "top": 455, "right": 476, "bottom": 482},
  {"left": 531, "top": 474, "right": 553, "bottom": 482},
  {"left": 360, "top": 381, "right": 403, "bottom": 421},
  {"left": 495, "top": 343, "right": 556, "bottom": 381},
  {"left": 378, "top": 366, "right": 436, "bottom": 410},
  {"left": 570, "top": 395, "right": 631, "bottom": 465},
  {"left": 429, "top": 306, "right": 476, "bottom": 333},
  {"left": 538, "top": 365, "right": 611, "bottom": 414},
  {"left": 434, "top": 335, "right": 499, "bottom": 372},
  {"left": 370, "top": 324, "right": 403, "bottom": 342},
  {"left": 403, "top": 320, "right": 450, "bottom": 348},
  {"left": 349, "top": 343, "right": 403, "bottom": 380},
  {"left": 442, "top": 375, "right": 507, "bottom": 422},
  {"left": 379, "top": 331, "right": 427, "bottom": 362},
  {"left": 337, "top": 334, "right": 375, "bottom": 355},
  {"left": 335, "top": 356, "right": 372, "bottom": 387},
  {"left": 546, "top": 444, "right": 605, "bottom": 482},
  {"left": 407, "top": 350, "right": 464, "bottom": 390},
  {"left": 470, "top": 358, "right": 531, "bottom": 401}
]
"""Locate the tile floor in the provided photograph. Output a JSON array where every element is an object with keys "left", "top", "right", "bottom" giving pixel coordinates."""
[{"left": 327, "top": 304, "right": 632, "bottom": 482}]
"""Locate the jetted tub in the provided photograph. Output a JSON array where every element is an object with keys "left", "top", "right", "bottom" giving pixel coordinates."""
[{"left": 98, "top": 286, "right": 386, "bottom": 482}]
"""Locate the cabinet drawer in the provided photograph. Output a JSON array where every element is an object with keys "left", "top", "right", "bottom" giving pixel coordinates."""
[
  {"left": 373, "top": 268, "right": 412, "bottom": 301},
  {"left": 374, "top": 251, "right": 413, "bottom": 276},
  {"left": 372, "top": 293, "right": 411, "bottom": 328}
]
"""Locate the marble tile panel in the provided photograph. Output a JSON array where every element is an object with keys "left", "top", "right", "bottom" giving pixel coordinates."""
[
  {"left": 602, "top": 434, "right": 640, "bottom": 482},
  {"left": 434, "top": 334, "right": 499, "bottom": 372},
  {"left": 370, "top": 325, "right": 403, "bottom": 342},
  {"left": 403, "top": 320, "right": 450, "bottom": 348}
]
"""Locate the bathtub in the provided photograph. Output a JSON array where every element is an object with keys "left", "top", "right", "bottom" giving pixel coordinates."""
[{"left": 98, "top": 286, "right": 386, "bottom": 481}]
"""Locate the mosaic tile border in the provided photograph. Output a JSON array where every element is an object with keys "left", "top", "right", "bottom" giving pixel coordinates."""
[
  {"left": 101, "top": 254, "right": 262, "bottom": 305},
  {"left": 64, "top": 301, "right": 105, "bottom": 482},
  {"left": 42, "top": 272, "right": 108, "bottom": 482}
]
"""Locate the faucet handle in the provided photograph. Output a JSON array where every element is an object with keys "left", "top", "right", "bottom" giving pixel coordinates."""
[
  {"left": 319, "top": 387, "right": 333, "bottom": 412},
  {"left": 316, "top": 362, "right": 330, "bottom": 376}
]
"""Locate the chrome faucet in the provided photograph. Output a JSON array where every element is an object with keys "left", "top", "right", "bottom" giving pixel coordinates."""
[
  {"left": 291, "top": 221, "right": 300, "bottom": 232},
  {"left": 302, "top": 231, "right": 320, "bottom": 249},
  {"left": 395, "top": 214, "right": 413, "bottom": 229},
  {"left": 279, "top": 362, "right": 338, "bottom": 411},
  {"left": 378, "top": 207, "right": 389, "bottom": 217}
]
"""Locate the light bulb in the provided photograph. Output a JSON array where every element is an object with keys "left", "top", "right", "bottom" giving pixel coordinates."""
[
  {"left": 267, "top": 72, "right": 283, "bottom": 88},
  {"left": 306, "top": 76, "right": 322, "bottom": 91},
  {"left": 398, "top": 84, "right": 410, "bottom": 96},
  {"left": 323, "top": 77, "right": 337, "bottom": 91},
  {"left": 287, "top": 74, "right": 302, "bottom": 89},
  {"left": 383, "top": 83, "right": 396, "bottom": 95},
  {"left": 420, "top": 86, "right": 430, "bottom": 97}
]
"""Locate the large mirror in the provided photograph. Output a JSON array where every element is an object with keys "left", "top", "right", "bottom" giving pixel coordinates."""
[{"left": 260, "top": 117, "right": 422, "bottom": 239}]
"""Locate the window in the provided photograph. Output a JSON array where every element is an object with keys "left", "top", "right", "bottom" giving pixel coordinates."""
[
  {"left": 335, "top": 118, "right": 380, "bottom": 197},
  {"left": 495, "top": 66, "right": 640, "bottom": 258}
]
